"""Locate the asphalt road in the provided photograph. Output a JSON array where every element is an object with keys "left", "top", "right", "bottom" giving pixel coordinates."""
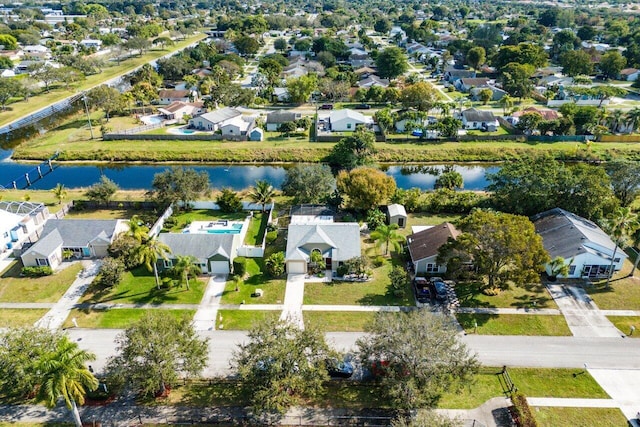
[{"left": 66, "top": 329, "right": 640, "bottom": 376}]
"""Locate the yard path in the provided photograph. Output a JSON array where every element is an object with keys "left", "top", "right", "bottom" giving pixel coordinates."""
[
  {"left": 33, "top": 260, "right": 101, "bottom": 330},
  {"left": 192, "top": 275, "right": 227, "bottom": 331},
  {"left": 546, "top": 284, "right": 623, "bottom": 338}
]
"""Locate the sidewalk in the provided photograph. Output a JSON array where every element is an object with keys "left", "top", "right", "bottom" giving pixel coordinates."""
[
  {"left": 34, "top": 260, "right": 101, "bottom": 330},
  {"left": 456, "top": 307, "right": 561, "bottom": 315}
]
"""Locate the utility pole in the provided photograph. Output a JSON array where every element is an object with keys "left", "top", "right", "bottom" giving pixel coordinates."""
[{"left": 82, "top": 92, "right": 94, "bottom": 140}]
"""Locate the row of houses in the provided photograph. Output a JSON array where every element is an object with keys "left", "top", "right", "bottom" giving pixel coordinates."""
[{"left": 406, "top": 208, "right": 627, "bottom": 280}]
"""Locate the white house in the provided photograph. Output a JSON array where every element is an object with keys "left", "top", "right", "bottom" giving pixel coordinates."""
[
  {"left": 460, "top": 108, "right": 499, "bottom": 131},
  {"left": 285, "top": 223, "right": 361, "bottom": 276},
  {"left": 0, "top": 201, "right": 48, "bottom": 252},
  {"left": 532, "top": 208, "right": 628, "bottom": 279},
  {"left": 407, "top": 222, "right": 460, "bottom": 274},
  {"left": 157, "top": 89, "right": 192, "bottom": 105},
  {"left": 158, "top": 101, "right": 205, "bottom": 121},
  {"left": 79, "top": 39, "right": 103, "bottom": 49},
  {"left": 188, "top": 107, "right": 242, "bottom": 131},
  {"left": 220, "top": 116, "right": 255, "bottom": 136},
  {"left": 329, "top": 109, "right": 373, "bottom": 132},
  {"left": 157, "top": 233, "right": 238, "bottom": 274}
]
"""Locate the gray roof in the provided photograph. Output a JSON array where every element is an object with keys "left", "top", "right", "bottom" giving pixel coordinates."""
[
  {"left": 266, "top": 111, "right": 298, "bottom": 124},
  {"left": 286, "top": 223, "right": 360, "bottom": 262},
  {"left": 290, "top": 205, "right": 335, "bottom": 217},
  {"left": 40, "top": 219, "right": 119, "bottom": 247},
  {"left": 194, "top": 107, "right": 241, "bottom": 125},
  {"left": 462, "top": 108, "right": 497, "bottom": 122},
  {"left": 23, "top": 229, "right": 63, "bottom": 257},
  {"left": 532, "top": 208, "right": 627, "bottom": 261},
  {"left": 158, "top": 233, "right": 235, "bottom": 260}
]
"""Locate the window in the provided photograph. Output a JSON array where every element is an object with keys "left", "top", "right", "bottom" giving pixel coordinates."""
[
  {"left": 425, "top": 263, "right": 439, "bottom": 273},
  {"left": 347, "top": 123, "right": 352, "bottom": 129},
  {"left": 568, "top": 265, "right": 576, "bottom": 275},
  {"left": 163, "top": 260, "right": 173, "bottom": 268},
  {"left": 614, "top": 258, "right": 620, "bottom": 263},
  {"left": 36, "top": 258, "right": 49, "bottom": 266}
]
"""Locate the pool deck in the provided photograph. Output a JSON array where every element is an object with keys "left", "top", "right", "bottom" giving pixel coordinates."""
[{"left": 183, "top": 220, "right": 245, "bottom": 234}]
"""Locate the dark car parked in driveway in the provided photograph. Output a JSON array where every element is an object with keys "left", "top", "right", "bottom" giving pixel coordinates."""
[
  {"left": 413, "top": 277, "right": 431, "bottom": 303},
  {"left": 326, "top": 358, "right": 354, "bottom": 378},
  {"left": 430, "top": 278, "right": 449, "bottom": 302},
  {"left": 319, "top": 104, "right": 334, "bottom": 110},
  {"left": 355, "top": 103, "right": 371, "bottom": 109}
]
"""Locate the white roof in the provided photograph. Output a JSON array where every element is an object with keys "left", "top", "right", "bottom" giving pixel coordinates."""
[
  {"left": 329, "top": 109, "right": 372, "bottom": 124},
  {"left": 387, "top": 204, "right": 407, "bottom": 218},
  {"left": 0, "top": 209, "right": 21, "bottom": 232},
  {"left": 411, "top": 225, "right": 434, "bottom": 234}
]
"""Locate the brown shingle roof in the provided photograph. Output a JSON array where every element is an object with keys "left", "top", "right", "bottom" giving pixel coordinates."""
[
  {"left": 407, "top": 222, "right": 460, "bottom": 262},
  {"left": 158, "top": 89, "right": 190, "bottom": 99}
]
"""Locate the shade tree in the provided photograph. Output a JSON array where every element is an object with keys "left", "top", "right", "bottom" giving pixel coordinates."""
[
  {"left": 281, "top": 164, "right": 336, "bottom": 204},
  {"left": 148, "top": 167, "right": 210, "bottom": 209},
  {"left": 336, "top": 167, "right": 396, "bottom": 211}
]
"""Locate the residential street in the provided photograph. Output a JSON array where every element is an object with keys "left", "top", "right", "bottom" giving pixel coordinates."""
[{"left": 66, "top": 329, "right": 640, "bottom": 376}]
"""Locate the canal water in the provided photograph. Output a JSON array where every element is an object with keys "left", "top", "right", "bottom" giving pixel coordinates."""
[{"left": 0, "top": 149, "right": 498, "bottom": 191}]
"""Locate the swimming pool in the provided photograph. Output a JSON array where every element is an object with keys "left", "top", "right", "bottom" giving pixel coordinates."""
[
  {"left": 176, "top": 129, "right": 196, "bottom": 135},
  {"left": 206, "top": 228, "right": 241, "bottom": 234},
  {"left": 141, "top": 115, "right": 164, "bottom": 125},
  {"left": 183, "top": 221, "right": 245, "bottom": 234}
]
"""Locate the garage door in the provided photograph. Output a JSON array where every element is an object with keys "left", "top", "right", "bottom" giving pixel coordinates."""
[
  {"left": 210, "top": 261, "right": 230, "bottom": 274},
  {"left": 287, "top": 261, "right": 307, "bottom": 274}
]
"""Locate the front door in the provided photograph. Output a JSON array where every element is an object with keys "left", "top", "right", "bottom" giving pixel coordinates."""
[
  {"left": 325, "top": 258, "right": 332, "bottom": 270},
  {"left": 398, "top": 218, "right": 405, "bottom": 227}
]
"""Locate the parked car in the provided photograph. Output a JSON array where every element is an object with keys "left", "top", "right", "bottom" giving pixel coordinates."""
[
  {"left": 430, "top": 280, "right": 449, "bottom": 302},
  {"left": 326, "top": 357, "right": 354, "bottom": 378},
  {"left": 355, "top": 103, "right": 371, "bottom": 109},
  {"left": 413, "top": 277, "right": 431, "bottom": 303},
  {"left": 319, "top": 104, "right": 334, "bottom": 110}
]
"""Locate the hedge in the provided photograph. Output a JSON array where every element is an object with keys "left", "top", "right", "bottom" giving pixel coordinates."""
[{"left": 511, "top": 392, "right": 538, "bottom": 427}]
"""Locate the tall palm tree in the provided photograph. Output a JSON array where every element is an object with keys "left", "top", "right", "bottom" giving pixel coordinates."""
[
  {"left": 174, "top": 255, "right": 200, "bottom": 290},
  {"left": 499, "top": 95, "right": 514, "bottom": 116},
  {"left": 248, "top": 179, "right": 276, "bottom": 213},
  {"left": 137, "top": 237, "right": 172, "bottom": 289},
  {"left": 626, "top": 107, "right": 640, "bottom": 134},
  {"left": 51, "top": 183, "right": 67, "bottom": 205},
  {"left": 36, "top": 336, "right": 98, "bottom": 427},
  {"left": 128, "top": 215, "right": 150, "bottom": 243},
  {"left": 603, "top": 207, "right": 640, "bottom": 286},
  {"left": 370, "top": 224, "right": 405, "bottom": 256}
]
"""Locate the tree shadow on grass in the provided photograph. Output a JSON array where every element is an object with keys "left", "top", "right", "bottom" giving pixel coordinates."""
[{"left": 455, "top": 282, "right": 494, "bottom": 308}]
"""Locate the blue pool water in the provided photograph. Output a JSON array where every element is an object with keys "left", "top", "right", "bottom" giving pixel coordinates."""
[
  {"left": 206, "top": 229, "right": 241, "bottom": 234},
  {"left": 176, "top": 129, "right": 196, "bottom": 135}
]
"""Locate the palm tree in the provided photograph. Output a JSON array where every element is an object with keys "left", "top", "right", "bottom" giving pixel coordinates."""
[
  {"left": 128, "top": 215, "right": 150, "bottom": 243},
  {"left": 630, "top": 228, "right": 640, "bottom": 277},
  {"left": 36, "top": 336, "right": 98, "bottom": 427},
  {"left": 174, "top": 255, "right": 200, "bottom": 290},
  {"left": 248, "top": 179, "right": 276, "bottom": 213},
  {"left": 603, "top": 207, "right": 640, "bottom": 286},
  {"left": 626, "top": 107, "right": 640, "bottom": 134},
  {"left": 499, "top": 95, "right": 514, "bottom": 115},
  {"left": 137, "top": 237, "right": 172, "bottom": 289},
  {"left": 370, "top": 224, "right": 405, "bottom": 256},
  {"left": 51, "top": 183, "right": 67, "bottom": 205},
  {"left": 608, "top": 109, "right": 625, "bottom": 133}
]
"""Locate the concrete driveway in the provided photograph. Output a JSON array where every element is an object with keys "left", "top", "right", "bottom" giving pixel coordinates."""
[{"left": 588, "top": 369, "right": 640, "bottom": 425}]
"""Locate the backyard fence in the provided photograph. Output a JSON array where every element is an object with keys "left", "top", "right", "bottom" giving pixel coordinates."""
[
  {"left": 150, "top": 204, "right": 174, "bottom": 238},
  {"left": 106, "top": 122, "right": 164, "bottom": 136},
  {"left": 103, "top": 132, "right": 248, "bottom": 141}
]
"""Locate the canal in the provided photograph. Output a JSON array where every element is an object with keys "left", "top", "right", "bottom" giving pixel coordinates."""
[{"left": 0, "top": 149, "right": 498, "bottom": 191}]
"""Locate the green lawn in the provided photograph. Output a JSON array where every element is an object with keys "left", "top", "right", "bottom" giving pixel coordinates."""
[
  {"left": 215, "top": 309, "right": 280, "bottom": 330},
  {"left": 456, "top": 282, "right": 558, "bottom": 309},
  {"left": 606, "top": 316, "right": 640, "bottom": 337},
  {"left": 64, "top": 207, "right": 147, "bottom": 220},
  {"left": 243, "top": 212, "right": 268, "bottom": 246},
  {"left": 14, "top": 134, "right": 640, "bottom": 164},
  {"left": 149, "top": 367, "right": 607, "bottom": 410},
  {"left": 439, "top": 367, "right": 608, "bottom": 409},
  {"left": 303, "top": 260, "right": 414, "bottom": 306},
  {"left": 456, "top": 313, "right": 571, "bottom": 336},
  {"left": 586, "top": 274, "right": 640, "bottom": 310},
  {"left": 166, "top": 209, "right": 247, "bottom": 232},
  {"left": 63, "top": 308, "right": 195, "bottom": 329},
  {"left": 303, "top": 311, "right": 377, "bottom": 331},
  {"left": 220, "top": 258, "right": 286, "bottom": 304},
  {"left": 81, "top": 266, "right": 205, "bottom": 305},
  {"left": 0, "top": 309, "right": 48, "bottom": 328},
  {"left": 0, "top": 262, "right": 83, "bottom": 302},
  {"left": 0, "top": 34, "right": 206, "bottom": 129},
  {"left": 0, "top": 189, "right": 148, "bottom": 207},
  {"left": 533, "top": 407, "right": 628, "bottom": 427}
]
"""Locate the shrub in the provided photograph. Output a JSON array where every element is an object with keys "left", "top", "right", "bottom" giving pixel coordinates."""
[
  {"left": 337, "top": 263, "right": 349, "bottom": 277},
  {"left": 366, "top": 208, "right": 386, "bottom": 231},
  {"left": 21, "top": 266, "right": 53, "bottom": 277},
  {"left": 372, "top": 255, "right": 385, "bottom": 267},
  {"left": 265, "top": 252, "right": 286, "bottom": 277},
  {"left": 266, "top": 230, "right": 278, "bottom": 244},
  {"left": 217, "top": 188, "right": 243, "bottom": 213},
  {"left": 96, "top": 257, "right": 124, "bottom": 288},
  {"left": 511, "top": 392, "right": 538, "bottom": 427},
  {"left": 233, "top": 257, "right": 247, "bottom": 277}
]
